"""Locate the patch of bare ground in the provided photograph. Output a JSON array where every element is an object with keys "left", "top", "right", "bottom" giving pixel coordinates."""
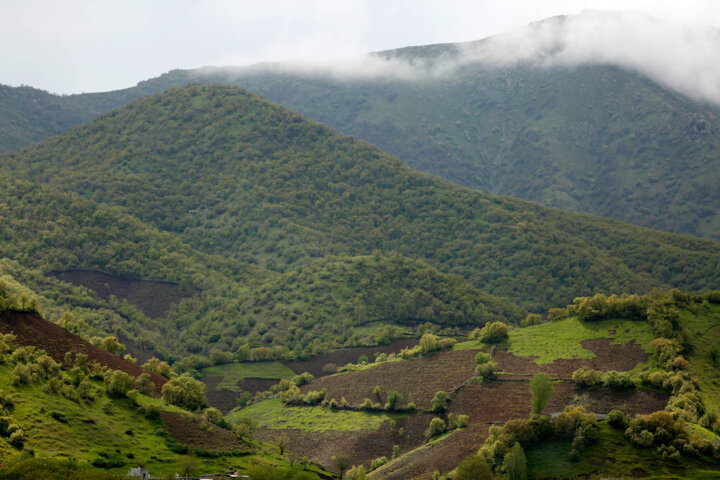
[
  {"left": 203, "top": 376, "right": 241, "bottom": 414},
  {"left": 48, "top": 269, "right": 194, "bottom": 318},
  {"left": 300, "top": 349, "right": 477, "bottom": 409},
  {"left": 369, "top": 424, "right": 491, "bottom": 480},
  {"left": 0, "top": 311, "right": 167, "bottom": 393},
  {"left": 284, "top": 339, "right": 419, "bottom": 378},
  {"left": 494, "top": 338, "right": 649, "bottom": 377},
  {"left": 449, "top": 380, "right": 668, "bottom": 423},
  {"left": 161, "top": 411, "right": 249, "bottom": 451},
  {"left": 255, "top": 414, "right": 433, "bottom": 472}
]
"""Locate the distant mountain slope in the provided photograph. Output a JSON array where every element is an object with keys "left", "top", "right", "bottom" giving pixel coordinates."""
[
  {"left": 4, "top": 15, "right": 720, "bottom": 239},
  {"left": 5, "top": 84, "right": 720, "bottom": 311}
]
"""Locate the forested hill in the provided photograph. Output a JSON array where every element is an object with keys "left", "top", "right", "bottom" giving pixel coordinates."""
[
  {"left": 5, "top": 16, "right": 720, "bottom": 240},
  {"left": 5, "top": 84, "right": 720, "bottom": 311}
]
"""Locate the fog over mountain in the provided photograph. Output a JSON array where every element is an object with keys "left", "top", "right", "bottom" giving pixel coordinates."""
[{"left": 200, "top": 11, "right": 720, "bottom": 106}]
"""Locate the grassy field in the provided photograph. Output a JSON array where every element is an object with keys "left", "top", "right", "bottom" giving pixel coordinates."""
[
  {"left": 456, "top": 317, "right": 655, "bottom": 364},
  {"left": 200, "top": 362, "right": 295, "bottom": 391},
  {"left": 526, "top": 423, "right": 720, "bottom": 479},
  {"left": 680, "top": 304, "right": 720, "bottom": 412},
  {"left": 228, "top": 398, "right": 397, "bottom": 432}
]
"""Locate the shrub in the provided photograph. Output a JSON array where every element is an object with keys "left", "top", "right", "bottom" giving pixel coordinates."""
[
  {"left": 602, "top": 371, "right": 635, "bottom": 390},
  {"left": 475, "top": 361, "right": 498, "bottom": 380},
  {"left": 386, "top": 390, "right": 403, "bottom": 410},
  {"left": 431, "top": 390, "right": 449, "bottom": 413},
  {"left": 521, "top": 314, "right": 543, "bottom": 327},
  {"left": 8, "top": 428, "right": 25, "bottom": 448},
  {"left": 474, "top": 322, "right": 509, "bottom": 344},
  {"left": 369, "top": 456, "right": 388, "bottom": 471},
  {"left": 209, "top": 350, "right": 234, "bottom": 365},
  {"left": 455, "top": 455, "right": 494, "bottom": 480},
  {"left": 105, "top": 370, "right": 134, "bottom": 397},
  {"left": 141, "top": 357, "right": 172, "bottom": 377},
  {"left": 161, "top": 373, "right": 208, "bottom": 410},
  {"left": 426, "top": 417, "right": 446, "bottom": 438},
  {"left": 607, "top": 409, "right": 627, "bottom": 429},
  {"left": 134, "top": 373, "right": 155, "bottom": 395},
  {"left": 11, "top": 364, "right": 33, "bottom": 385},
  {"left": 291, "top": 372, "right": 314, "bottom": 386},
  {"left": 474, "top": 352, "right": 491, "bottom": 364},
  {"left": 571, "top": 367, "right": 602, "bottom": 387}
]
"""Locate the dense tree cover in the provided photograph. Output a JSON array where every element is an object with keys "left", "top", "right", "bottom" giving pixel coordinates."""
[
  {"left": 167, "top": 253, "right": 523, "bottom": 358},
  {"left": 8, "top": 28, "right": 720, "bottom": 241},
  {"left": 0, "top": 177, "right": 265, "bottom": 357},
  {"left": 5, "top": 84, "right": 720, "bottom": 313}
]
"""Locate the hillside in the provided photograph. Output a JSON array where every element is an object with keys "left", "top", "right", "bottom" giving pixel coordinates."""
[
  {"left": 0, "top": 174, "right": 516, "bottom": 360},
  {"left": 167, "top": 253, "right": 525, "bottom": 359},
  {"left": 225, "top": 290, "right": 720, "bottom": 479},
  {"left": 4, "top": 84, "right": 720, "bottom": 312},
  {"left": 4, "top": 15, "right": 720, "bottom": 240},
  {"left": 0, "top": 298, "right": 329, "bottom": 478}
]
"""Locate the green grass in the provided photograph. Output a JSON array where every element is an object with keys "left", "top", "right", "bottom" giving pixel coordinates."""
[
  {"left": 228, "top": 398, "right": 397, "bottom": 432},
  {"left": 200, "top": 362, "right": 295, "bottom": 391},
  {"left": 679, "top": 304, "right": 720, "bottom": 412},
  {"left": 0, "top": 364, "right": 326, "bottom": 477},
  {"left": 527, "top": 423, "right": 720, "bottom": 479},
  {"left": 506, "top": 317, "right": 654, "bottom": 364}
]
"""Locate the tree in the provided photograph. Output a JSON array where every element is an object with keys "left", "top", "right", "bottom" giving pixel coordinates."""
[
  {"left": 473, "top": 322, "right": 509, "bottom": 344},
  {"left": 431, "top": 390, "right": 449, "bottom": 413},
  {"left": 386, "top": 390, "right": 403, "bottom": 410},
  {"left": 529, "top": 373, "right": 554, "bottom": 415},
  {"left": 276, "top": 432, "right": 290, "bottom": 456},
  {"left": 100, "top": 336, "right": 125, "bottom": 355},
  {"left": 426, "top": 417, "right": 446, "bottom": 437},
  {"left": 506, "top": 442, "right": 527, "bottom": 480},
  {"left": 106, "top": 370, "right": 134, "bottom": 397},
  {"left": 455, "top": 454, "right": 493, "bottom": 480},
  {"left": 161, "top": 372, "right": 208, "bottom": 410},
  {"left": 332, "top": 454, "right": 351, "bottom": 478}
]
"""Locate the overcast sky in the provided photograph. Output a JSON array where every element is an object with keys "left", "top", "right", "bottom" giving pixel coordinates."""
[{"left": 2, "top": 0, "right": 720, "bottom": 94}]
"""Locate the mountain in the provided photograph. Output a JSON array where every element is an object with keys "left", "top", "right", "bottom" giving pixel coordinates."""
[
  {"left": 3, "top": 12, "right": 720, "bottom": 240},
  {"left": 5, "top": 83, "right": 720, "bottom": 315}
]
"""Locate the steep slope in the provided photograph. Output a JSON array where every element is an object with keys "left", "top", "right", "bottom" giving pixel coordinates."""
[
  {"left": 4, "top": 14, "right": 720, "bottom": 239},
  {"left": 5, "top": 84, "right": 720, "bottom": 312}
]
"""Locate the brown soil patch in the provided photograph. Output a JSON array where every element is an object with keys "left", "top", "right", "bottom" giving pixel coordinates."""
[
  {"left": 449, "top": 380, "right": 668, "bottom": 422},
  {"left": 370, "top": 424, "right": 491, "bottom": 480},
  {"left": 255, "top": 414, "right": 433, "bottom": 472},
  {"left": 238, "top": 377, "right": 278, "bottom": 393},
  {"left": 48, "top": 269, "right": 194, "bottom": 318},
  {"left": 161, "top": 411, "right": 248, "bottom": 451},
  {"left": 203, "top": 376, "right": 241, "bottom": 414},
  {"left": 0, "top": 311, "right": 167, "bottom": 393},
  {"left": 300, "top": 350, "right": 477, "bottom": 409},
  {"left": 284, "top": 339, "right": 419, "bottom": 378},
  {"left": 494, "top": 338, "right": 649, "bottom": 377}
]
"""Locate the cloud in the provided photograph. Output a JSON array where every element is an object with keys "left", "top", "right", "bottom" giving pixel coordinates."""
[
  {"left": 460, "top": 10, "right": 720, "bottom": 104},
  {"left": 206, "top": 10, "right": 720, "bottom": 106}
]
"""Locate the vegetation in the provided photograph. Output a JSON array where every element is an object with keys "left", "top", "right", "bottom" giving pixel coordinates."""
[
  {"left": 529, "top": 373, "right": 554, "bottom": 416},
  {"left": 6, "top": 84, "right": 720, "bottom": 315}
]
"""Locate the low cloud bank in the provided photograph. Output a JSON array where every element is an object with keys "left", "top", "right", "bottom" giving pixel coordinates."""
[{"left": 197, "top": 10, "right": 720, "bottom": 105}]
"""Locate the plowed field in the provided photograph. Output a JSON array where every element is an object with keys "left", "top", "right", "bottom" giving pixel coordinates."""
[{"left": 300, "top": 349, "right": 477, "bottom": 409}]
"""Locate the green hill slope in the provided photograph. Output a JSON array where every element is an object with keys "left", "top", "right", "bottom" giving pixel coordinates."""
[
  {"left": 5, "top": 15, "right": 720, "bottom": 239},
  {"left": 0, "top": 175, "right": 513, "bottom": 359},
  {"left": 5, "top": 84, "right": 720, "bottom": 312},
  {"left": 167, "top": 253, "right": 525, "bottom": 358}
]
